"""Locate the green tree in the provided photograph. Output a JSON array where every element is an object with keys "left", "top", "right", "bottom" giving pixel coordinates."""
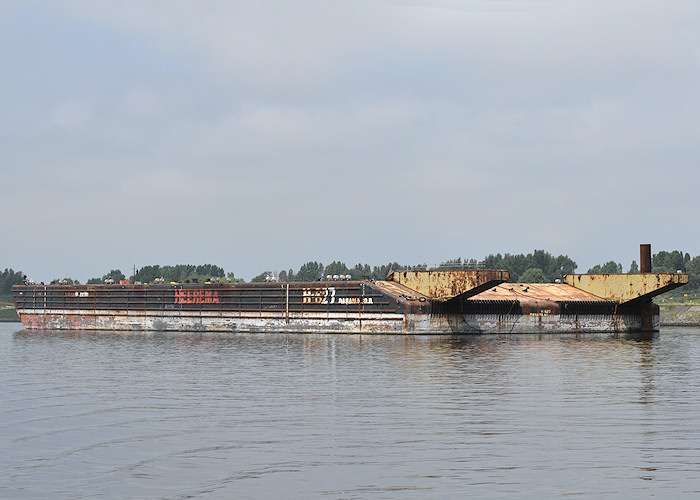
[
  {"left": 103, "top": 269, "right": 126, "bottom": 283},
  {"left": 587, "top": 261, "right": 622, "bottom": 274},
  {"left": 53, "top": 277, "right": 80, "bottom": 285},
  {"left": 195, "top": 264, "right": 225, "bottom": 278},
  {"left": 132, "top": 264, "right": 228, "bottom": 283},
  {"left": 437, "top": 258, "right": 463, "bottom": 269},
  {"left": 482, "top": 253, "right": 503, "bottom": 269},
  {"left": 480, "top": 251, "right": 576, "bottom": 282},
  {"left": 552, "top": 254, "right": 578, "bottom": 279},
  {"left": 350, "top": 263, "right": 372, "bottom": 280},
  {"left": 134, "top": 265, "right": 161, "bottom": 283},
  {"left": 275, "top": 269, "right": 294, "bottom": 282},
  {"left": 296, "top": 261, "right": 324, "bottom": 281},
  {"left": 0, "top": 269, "right": 25, "bottom": 297},
  {"left": 251, "top": 271, "right": 274, "bottom": 283},
  {"left": 652, "top": 250, "right": 688, "bottom": 273},
  {"left": 628, "top": 260, "right": 639, "bottom": 273},
  {"left": 683, "top": 256, "right": 700, "bottom": 290},
  {"left": 371, "top": 262, "right": 405, "bottom": 280},
  {"left": 519, "top": 268, "right": 547, "bottom": 283},
  {"left": 324, "top": 261, "right": 350, "bottom": 278}
]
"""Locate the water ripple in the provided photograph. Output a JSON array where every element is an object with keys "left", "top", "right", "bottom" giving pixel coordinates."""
[{"left": 2, "top": 325, "right": 700, "bottom": 498}]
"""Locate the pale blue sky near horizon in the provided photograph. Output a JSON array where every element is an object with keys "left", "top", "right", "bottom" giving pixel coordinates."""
[{"left": 1, "top": 0, "right": 698, "bottom": 282}]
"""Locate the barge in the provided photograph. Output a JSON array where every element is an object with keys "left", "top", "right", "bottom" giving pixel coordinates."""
[{"left": 12, "top": 246, "right": 689, "bottom": 334}]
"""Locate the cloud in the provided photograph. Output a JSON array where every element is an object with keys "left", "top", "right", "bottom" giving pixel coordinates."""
[{"left": 1, "top": 0, "right": 699, "bottom": 281}]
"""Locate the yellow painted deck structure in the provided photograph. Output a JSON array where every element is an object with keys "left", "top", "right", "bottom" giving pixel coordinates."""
[
  {"left": 386, "top": 270, "right": 509, "bottom": 301},
  {"left": 563, "top": 273, "right": 689, "bottom": 303}
]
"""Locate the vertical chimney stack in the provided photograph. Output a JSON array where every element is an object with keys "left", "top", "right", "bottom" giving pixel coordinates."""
[{"left": 640, "top": 244, "right": 652, "bottom": 273}]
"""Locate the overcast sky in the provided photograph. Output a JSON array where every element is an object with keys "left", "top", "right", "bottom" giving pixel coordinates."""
[{"left": 2, "top": 0, "right": 699, "bottom": 282}]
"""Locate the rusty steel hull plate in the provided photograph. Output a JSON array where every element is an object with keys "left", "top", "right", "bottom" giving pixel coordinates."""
[
  {"left": 13, "top": 282, "right": 660, "bottom": 334},
  {"left": 15, "top": 307, "right": 657, "bottom": 334}
]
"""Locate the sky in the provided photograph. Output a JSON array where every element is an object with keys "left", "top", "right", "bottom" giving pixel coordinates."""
[{"left": 1, "top": 0, "right": 699, "bottom": 282}]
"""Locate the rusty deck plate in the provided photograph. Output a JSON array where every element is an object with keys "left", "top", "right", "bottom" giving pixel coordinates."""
[{"left": 469, "top": 283, "right": 605, "bottom": 302}]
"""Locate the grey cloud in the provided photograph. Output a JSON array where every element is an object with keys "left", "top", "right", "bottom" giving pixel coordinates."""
[{"left": 1, "top": 0, "right": 699, "bottom": 281}]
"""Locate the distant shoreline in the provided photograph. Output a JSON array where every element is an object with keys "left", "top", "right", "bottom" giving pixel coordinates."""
[{"left": 658, "top": 304, "right": 700, "bottom": 327}]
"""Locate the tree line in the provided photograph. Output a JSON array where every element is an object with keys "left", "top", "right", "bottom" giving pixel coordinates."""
[
  {"left": 87, "top": 264, "right": 231, "bottom": 285},
  {"left": 587, "top": 250, "right": 691, "bottom": 276},
  {"left": 250, "top": 261, "right": 408, "bottom": 283},
  {"left": 248, "top": 250, "right": 577, "bottom": 283},
  {"left": 0, "top": 269, "right": 25, "bottom": 299},
  {"left": 3, "top": 249, "right": 700, "bottom": 295}
]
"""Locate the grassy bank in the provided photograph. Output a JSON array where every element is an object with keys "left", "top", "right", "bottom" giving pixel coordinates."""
[
  {"left": 657, "top": 288, "right": 700, "bottom": 325},
  {"left": 0, "top": 304, "right": 19, "bottom": 321},
  {"left": 0, "top": 294, "right": 18, "bottom": 321},
  {"left": 658, "top": 296, "right": 700, "bottom": 326}
]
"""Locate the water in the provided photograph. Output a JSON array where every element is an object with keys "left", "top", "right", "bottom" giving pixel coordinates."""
[{"left": 2, "top": 323, "right": 700, "bottom": 499}]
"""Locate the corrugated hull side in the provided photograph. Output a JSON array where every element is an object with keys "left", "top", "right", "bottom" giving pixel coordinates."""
[
  {"left": 448, "top": 312, "right": 653, "bottom": 334},
  {"left": 13, "top": 282, "right": 426, "bottom": 334},
  {"left": 13, "top": 283, "right": 659, "bottom": 334},
  {"left": 439, "top": 299, "right": 658, "bottom": 334}
]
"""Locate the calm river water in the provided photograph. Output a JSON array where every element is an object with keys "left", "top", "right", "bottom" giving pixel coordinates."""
[{"left": 2, "top": 323, "right": 700, "bottom": 499}]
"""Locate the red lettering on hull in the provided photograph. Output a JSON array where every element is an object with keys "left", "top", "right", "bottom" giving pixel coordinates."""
[{"left": 174, "top": 289, "right": 220, "bottom": 304}]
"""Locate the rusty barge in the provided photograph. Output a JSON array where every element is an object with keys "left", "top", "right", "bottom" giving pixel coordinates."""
[{"left": 12, "top": 246, "right": 689, "bottom": 335}]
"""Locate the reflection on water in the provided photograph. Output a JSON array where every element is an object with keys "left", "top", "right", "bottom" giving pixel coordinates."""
[{"left": 1, "top": 324, "right": 700, "bottom": 498}]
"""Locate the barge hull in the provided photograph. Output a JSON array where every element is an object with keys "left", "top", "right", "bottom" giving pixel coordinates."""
[
  {"left": 15, "top": 309, "right": 655, "bottom": 334},
  {"left": 12, "top": 277, "right": 662, "bottom": 334}
]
